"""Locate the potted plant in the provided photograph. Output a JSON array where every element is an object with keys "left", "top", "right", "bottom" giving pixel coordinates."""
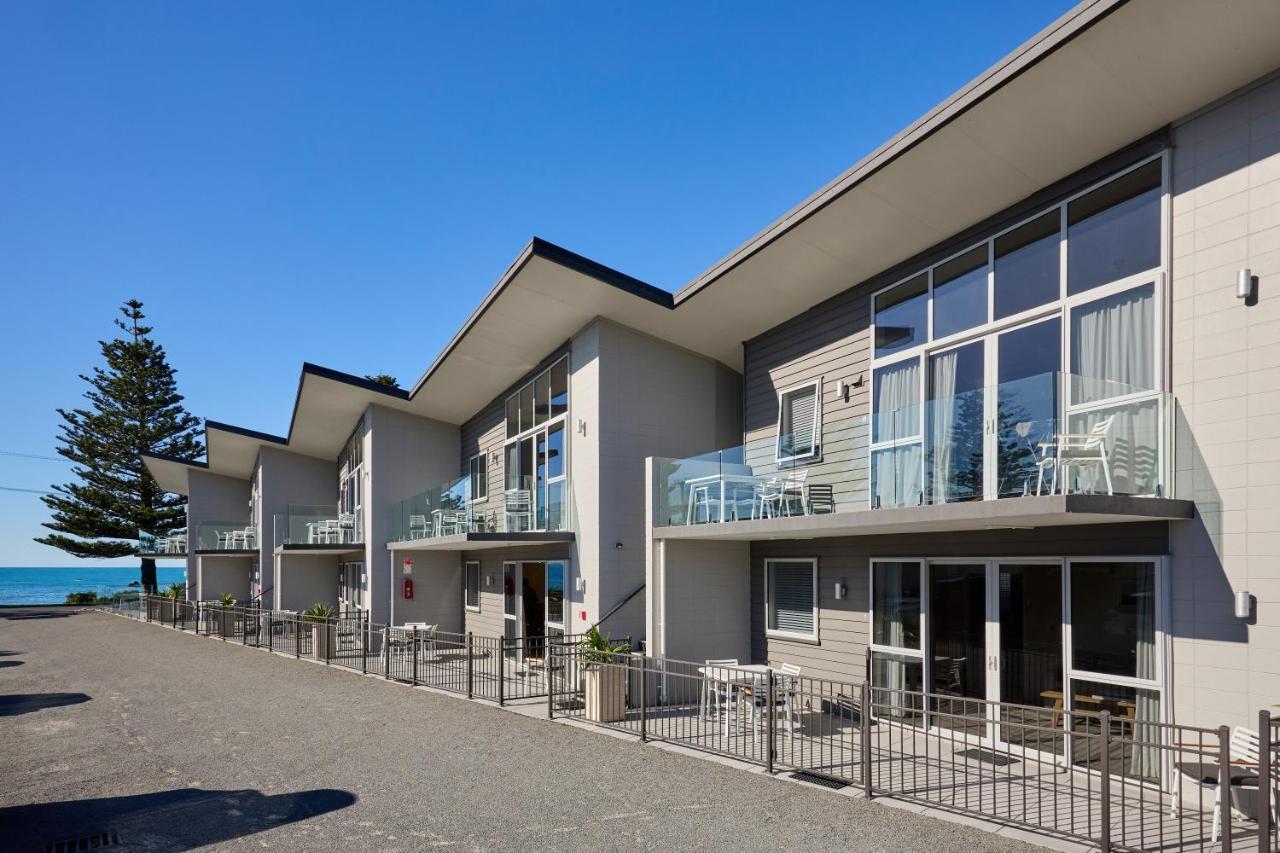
[
  {"left": 579, "top": 626, "right": 631, "bottom": 723},
  {"left": 303, "top": 603, "right": 338, "bottom": 659},
  {"left": 215, "top": 592, "right": 238, "bottom": 637},
  {"left": 157, "top": 582, "right": 184, "bottom": 622}
]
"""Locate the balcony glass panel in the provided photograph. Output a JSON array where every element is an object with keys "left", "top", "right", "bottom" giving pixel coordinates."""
[
  {"left": 138, "top": 529, "right": 187, "bottom": 556},
  {"left": 389, "top": 472, "right": 573, "bottom": 541},
  {"left": 275, "top": 504, "right": 362, "bottom": 546},
  {"left": 195, "top": 521, "right": 257, "bottom": 551},
  {"left": 654, "top": 370, "right": 1173, "bottom": 527}
]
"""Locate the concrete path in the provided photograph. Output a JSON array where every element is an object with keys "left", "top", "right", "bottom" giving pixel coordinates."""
[{"left": 0, "top": 607, "right": 1042, "bottom": 851}]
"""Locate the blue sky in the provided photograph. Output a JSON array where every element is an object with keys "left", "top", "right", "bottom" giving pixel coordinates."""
[{"left": 0, "top": 0, "right": 1068, "bottom": 566}]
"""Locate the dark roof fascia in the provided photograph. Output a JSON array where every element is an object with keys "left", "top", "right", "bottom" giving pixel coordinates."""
[
  {"left": 140, "top": 451, "right": 209, "bottom": 470},
  {"left": 204, "top": 420, "right": 288, "bottom": 446},
  {"left": 406, "top": 237, "right": 672, "bottom": 398},
  {"left": 673, "top": 0, "right": 1130, "bottom": 307}
]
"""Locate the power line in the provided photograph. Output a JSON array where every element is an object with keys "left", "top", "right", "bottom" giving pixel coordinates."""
[
  {"left": 0, "top": 450, "right": 66, "bottom": 462},
  {"left": 0, "top": 485, "right": 51, "bottom": 495}
]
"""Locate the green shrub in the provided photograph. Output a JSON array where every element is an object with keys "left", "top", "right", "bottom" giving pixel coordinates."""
[
  {"left": 160, "top": 583, "right": 184, "bottom": 599},
  {"left": 579, "top": 625, "right": 630, "bottom": 664},
  {"left": 65, "top": 591, "right": 98, "bottom": 605},
  {"left": 302, "top": 602, "right": 337, "bottom": 623}
]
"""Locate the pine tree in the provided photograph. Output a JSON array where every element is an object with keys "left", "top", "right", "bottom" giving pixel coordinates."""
[
  {"left": 36, "top": 300, "right": 204, "bottom": 593},
  {"left": 363, "top": 373, "right": 399, "bottom": 388}
]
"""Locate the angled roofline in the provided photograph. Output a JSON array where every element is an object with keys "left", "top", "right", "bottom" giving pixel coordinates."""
[
  {"left": 406, "top": 237, "right": 672, "bottom": 397},
  {"left": 204, "top": 420, "right": 288, "bottom": 445},
  {"left": 672, "top": 0, "right": 1128, "bottom": 305},
  {"left": 140, "top": 451, "right": 208, "bottom": 469}
]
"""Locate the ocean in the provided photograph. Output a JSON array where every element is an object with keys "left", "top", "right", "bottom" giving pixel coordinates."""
[{"left": 0, "top": 566, "right": 188, "bottom": 605}]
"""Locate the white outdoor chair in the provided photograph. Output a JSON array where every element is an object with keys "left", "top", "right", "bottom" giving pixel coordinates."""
[
  {"left": 407, "top": 514, "right": 428, "bottom": 540},
  {"left": 439, "top": 510, "right": 468, "bottom": 536},
  {"left": 504, "top": 490, "right": 531, "bottom": 532},
  {"left": 736, "top": 663, "right": 802, "bottom": 744},
  {"left": 1170, "top": 725, "right": 1273, "bottom": 843},
  {"left": 337, "top": 513, "right": 356, "bottom": 543},
  {"left": 778, "top": 470, "right": 808, "bottom": 515},
  {"left": 701, "top": 659, "right": 739, "bottom": 723},
  {"left": 1036, "top": 416, "right": 1115, "bottom": 496}
]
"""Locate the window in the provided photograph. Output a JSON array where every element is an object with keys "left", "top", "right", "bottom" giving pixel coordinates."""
[
  {"left": 995, "top": 210, "right": 1059, "bottom": 319},
  {"left": 776, "top": 382, "right": 821, "bottom": 461},
  {"left": 765, "top": 558, "right": 817, "bottom": 640},
  {"left": 502, "top": 355, "right": 570, "bottom": 531},
  {"left": 1070, "top": 561, "right": 1156, "bottom": 680},
  {"left": 464, "top": 561, "right": 480, "bottom": 611},
  {"left": 932, "top": 245, "right": 988, "bottom": 339},
  {"left": 468, "top": 453, "right": 487, "bottom": 502},
  {"left": 546, "top": 561, "right": 565, "bottom": 629},
  {"left": 1067, "top": 160, "right": 1161, "bottom": 295},
  {"left": 871, "top": 561, "right": 921, "bottom": 649},
  {"left": 871, "top": 359, "right": 922, "bottom": 508},
  {"left": 874, "top": 273, "right": 927, "bottom": 358}
]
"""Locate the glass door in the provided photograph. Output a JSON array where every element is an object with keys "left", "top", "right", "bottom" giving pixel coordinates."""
[
  {"left": 926, "top": 343, "right": 986, "bottom": 504},
  {"left": 994, "top": 318, "right": 1062, "bottom": 498},
  {"left": 993, "top": 562, "right": 1064, "bottom": 757},
  {"left": 927, "top": 563, "right": 992, "bottom": 738},
  {"left": 545, "top": 561, "right": 566, "bottom": 640}
]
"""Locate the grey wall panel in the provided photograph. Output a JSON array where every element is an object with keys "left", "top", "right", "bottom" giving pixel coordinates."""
[
  {"left": 459, "top": 543, "right": 574, "bottom": 639},
  {"left": 197, "top": 556, "right": 253, "bottom": 601},
  {"left": 277, "top": 553, "right": 342, "bottom": 612},
  {"left": 389, "top": 549, "right": 462, "bottom": 633}
]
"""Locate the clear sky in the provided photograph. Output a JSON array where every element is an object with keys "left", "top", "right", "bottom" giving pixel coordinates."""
[{"left": 0, "top": 0, "right": 1069, "bottom": 566}]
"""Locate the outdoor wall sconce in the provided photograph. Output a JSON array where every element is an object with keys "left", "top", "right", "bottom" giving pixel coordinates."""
[
  {"left": 486, "top": 575, "right": 495, "bottom": 587},
  {"left": 834, "top": 374, "right": 864, "bottom": 403},
  {"left": 834, "top": 581, "right": 848, "bottom": 600},
  {"left": 1238, "top": 268, "right": 1254, "bottom": 300},
  {"left": 1235, "top": 590, "right": 1253, "bottom": 619},
  {"left": 575, "top": 576, "right": 586, "bottom": 593}
]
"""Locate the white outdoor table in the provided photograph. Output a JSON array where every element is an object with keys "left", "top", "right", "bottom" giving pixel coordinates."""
[
  {"left": 696, "top": 664, "right": 775, "bottom": 736},
  {"left": 683, "top": 473, "right": 767, "bottom": 524}
]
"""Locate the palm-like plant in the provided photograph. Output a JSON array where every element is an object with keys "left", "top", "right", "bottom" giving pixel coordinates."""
[
  {"left": 217, "top": 592, "right": 236, "bottom": 609},
  {"left": 302, "top": 602, "right": 337, "bottom": 623},
  {"left": 160, "top": 582, "right": 184, "bottom": 599},
  {"left": 579, "top": 625, "right": 630, "bottom": 664}
]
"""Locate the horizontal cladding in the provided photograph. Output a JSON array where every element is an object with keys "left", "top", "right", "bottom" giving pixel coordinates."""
[
  {"left": 460, "top": 544, "right": 574, "bottom": 639},
  {"left": 748, "top": 523, "right": 1168, "bottom": 684},
  {"left": 459, "top": 344, "right": 571, "bottom": 529}
]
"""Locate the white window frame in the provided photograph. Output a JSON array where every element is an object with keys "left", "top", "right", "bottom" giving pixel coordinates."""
[
  {"left": 764, "top": 557, "right": 819, "bottom": 642},
  {"left": 502, "top": 355, "right": 570, "bottom": 532},
  {"left": 774, "top": 379, "right": 823, "bottom": 463},
  {"left": 464, "top": 560, "right": 481, "bottom": 612},
  {"left": 867, "top": 152, "right": 1169, "bottom": 508},
  {"left": 468, "top": 453, "right": 487, "bottom": 503}
]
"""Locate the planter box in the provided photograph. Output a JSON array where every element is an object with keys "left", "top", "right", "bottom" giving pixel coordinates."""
[
  {"left": 216, "top": 609, "right": 236, "bottom": 638},
  {"left": 157, "top": 599, "right": 177, "bottom": 623},
  {"left": 311, "top": 624, "right": 336, "bottom": 660},
  {"left": 583, "top": 663, "right": 627, "bottom": 723}
]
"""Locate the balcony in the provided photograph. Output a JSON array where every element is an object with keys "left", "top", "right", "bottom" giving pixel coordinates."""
[
  {"left": 194, "top": 522, "right": 257, "bottom": 553},
  {"left": 388, "top": 474, "right": 573, "bottom": 549},
  {"left": 274, "top": 504, "right": 364, "bottom": 550},
  {"left": 138, "top": 529, "right": 187, "bottom": 558},
  {"left": 653, "top": 371, "right": 1192, "bottom": 539}
]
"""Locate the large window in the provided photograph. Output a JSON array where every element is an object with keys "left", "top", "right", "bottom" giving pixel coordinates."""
[
  {"left": 468, "top": 453, "right": 487, "bottom": 503},
  {"left": 776, "top": 381, "right": 821, "bottom": 462},
  {"left": 464, "top": 561, "right": 480, "bottom": 611},
  {"left": 503, "top": 356, "right": 569, "bottom": 531},
  {"left": 765, "top": 558, "right": 817, "bottom": 640},
  {"left": 869, "top": 155, "right": 1166, "bottom": 507}
]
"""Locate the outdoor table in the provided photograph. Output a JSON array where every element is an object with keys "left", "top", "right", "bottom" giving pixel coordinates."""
[
  {"left": 683, "top": 473, "right": 767, "bottom": 524},
  {"left": 697, "top": 663, "right": 774, "bottom": 736}
]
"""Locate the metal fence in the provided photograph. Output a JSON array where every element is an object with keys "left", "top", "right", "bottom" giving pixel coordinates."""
[{"left": 546, "top": 644, "right": 1279, "bottom": 853}]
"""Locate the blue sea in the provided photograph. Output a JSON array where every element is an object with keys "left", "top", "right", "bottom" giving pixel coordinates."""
[{"left": 0, "top": 567, "right": 188, "bottom": 605}]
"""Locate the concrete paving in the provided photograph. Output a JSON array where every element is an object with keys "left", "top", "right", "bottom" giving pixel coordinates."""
[{"left": 0, "top": 607, "right": 1042, "bottom": 851}]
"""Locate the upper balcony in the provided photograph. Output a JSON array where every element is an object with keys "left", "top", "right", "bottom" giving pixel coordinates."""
[
  {"left": 193, "top": 521, "right": 257, "bottom": 554},
  {"left": 653, "top": 371, "right": 1193, "bottom": 540},
  {"left": 274, "top": 504, "right": 364, "bottom": 552},
  {"left": 137, "top": 529, "right": 187, "bottom": 558},
  {"left": 388, "top": 473, "right": 574, "bottom": 550}
]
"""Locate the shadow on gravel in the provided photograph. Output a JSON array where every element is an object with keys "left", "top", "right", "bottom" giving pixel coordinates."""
[
  {"left": 0, "top": 660, "right": 23, "bottom": 668},
  {"left": 0, "top": 610, "right": 78, "bottom": 620},
  {"left": 0, "top": 692, "right": 91, "bottom": 716},
  {"left": 0, "top": 787, "right": 356, "bottom": 852},
  {"left": 0, "top": 650, "right": 21, "bottom": 656}
]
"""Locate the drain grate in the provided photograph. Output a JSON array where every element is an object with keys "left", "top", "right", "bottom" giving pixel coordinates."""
[
  {"left": 44, "top": 830, "right": 119, "bottom": 852},
  {"left": 955, "top": 747, "right": 1019, "bottom": 767},
  {"left": 789, "top": 770, "right": 851, "bottom": 789}
]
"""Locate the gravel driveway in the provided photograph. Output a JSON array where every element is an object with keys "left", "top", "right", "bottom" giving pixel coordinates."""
[{"left": 0, "top": 607, "right": 1045, "bottom": 851}]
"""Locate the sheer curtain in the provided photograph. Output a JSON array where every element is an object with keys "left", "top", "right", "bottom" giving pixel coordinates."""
[
  {"left": 873, "top": 360, "right": 922, "bottom": 507},
  {"left": 1130, "top": 564, "right": 1160, "bottom": 780},
  {"left": 928, "top": 351, "right": 958, "bottom": 503},
  {"left": 1070, "top": 284, "right": 1156, "bottom": 495}
]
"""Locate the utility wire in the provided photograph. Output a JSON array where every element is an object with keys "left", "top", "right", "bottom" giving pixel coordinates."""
[
  {"left": 0, "top": 450, "right": 66, "bottom": 462},
  {"left": 0, "top": 485, "right": 52, "bottom": 495}
]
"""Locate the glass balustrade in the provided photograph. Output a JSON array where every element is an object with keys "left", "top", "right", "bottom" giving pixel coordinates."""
[{"left": 195, "top": 521, "right": 257, "bottom": 552}]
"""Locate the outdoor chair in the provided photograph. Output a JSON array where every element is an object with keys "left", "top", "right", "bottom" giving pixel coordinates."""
[
  {"left": 504, "top": 490, "right": 531, "bottom": 532},
  {"left": 1036, "top": 415, "right": 1115, "bottom": 496},
  {"left": 407, "top": 514, "right": 428, "bottom": 539},
  {"left": 806, "top": 483, "right": 835, "bottom": 515},
  {"left": 701, "top": 659, "right": 739, "bottom": 723},
  {"left": 736, "top": 663, "right": 802, "bottom": 745},
  {"left": 1170, "top": 725, "right": 1273, "bottom": 843}
]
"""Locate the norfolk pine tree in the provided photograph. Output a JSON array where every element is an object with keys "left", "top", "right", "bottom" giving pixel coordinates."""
[{"left": 36, "top": 300, "right": 204, "bottom": 593}]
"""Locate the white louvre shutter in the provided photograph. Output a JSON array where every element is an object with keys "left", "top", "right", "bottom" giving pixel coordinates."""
[
  {"left": 779, "top": 385, "right": 818, "bottom": 458},
  {"left": 769, "top": 561, "right": 815, "bottom": 635}
]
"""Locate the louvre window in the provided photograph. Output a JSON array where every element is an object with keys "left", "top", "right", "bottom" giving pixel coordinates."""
[
  {"left": 766, "top": 559, "right": 817, "bottom": 639},
  {"left": 777, "top": 382, "right": 820, "bottom": 461}
]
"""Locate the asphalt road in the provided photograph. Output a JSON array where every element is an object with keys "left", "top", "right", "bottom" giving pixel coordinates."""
[{"left": 0, "top": 607, "right": 1041, "bottom": 852}]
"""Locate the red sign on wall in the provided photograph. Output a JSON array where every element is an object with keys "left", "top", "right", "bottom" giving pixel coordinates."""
[{"left": 402, "top": 578, "right": 414, "bottom": 600}]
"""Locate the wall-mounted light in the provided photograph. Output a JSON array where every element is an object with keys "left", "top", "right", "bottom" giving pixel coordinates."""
[
  {"left": 1235, "top": 590, "right": 1253, "bottom": 619},
  {"left": 834, "top": 581, "right": 848, "bottom": 600},
  {"left": 834, "top": 374, "right": 864, "bottom": 403},
  {"left": 1238, "top": 268, "right": 1255, "bottom": 301},
  {"left": 486, "top": 574, "right": 495, "bottom": 587},
  {"left": 575, "top": 576, "right": 587, "bottom": 593},
  {"left": 615, "top": 542, "right": 623, "bottom": 550}
]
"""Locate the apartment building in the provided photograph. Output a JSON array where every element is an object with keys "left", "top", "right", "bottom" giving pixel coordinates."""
[{"left": 643, "top": 0, "right": 1280, "bottom": 750}]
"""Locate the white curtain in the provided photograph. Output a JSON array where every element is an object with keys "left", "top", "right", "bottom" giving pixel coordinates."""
[
  {"left": 1071, "top": 284, "right": 1154, "bottom": 404},
  {"left": 873, "top": 360, "right": 922, "bottom": 508},
  {"left": 928, "top": 351, "right": 958, "bottom": 503},
  {"left": 1129, "top": 564, "right": 1161, "bottom": 780}
]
